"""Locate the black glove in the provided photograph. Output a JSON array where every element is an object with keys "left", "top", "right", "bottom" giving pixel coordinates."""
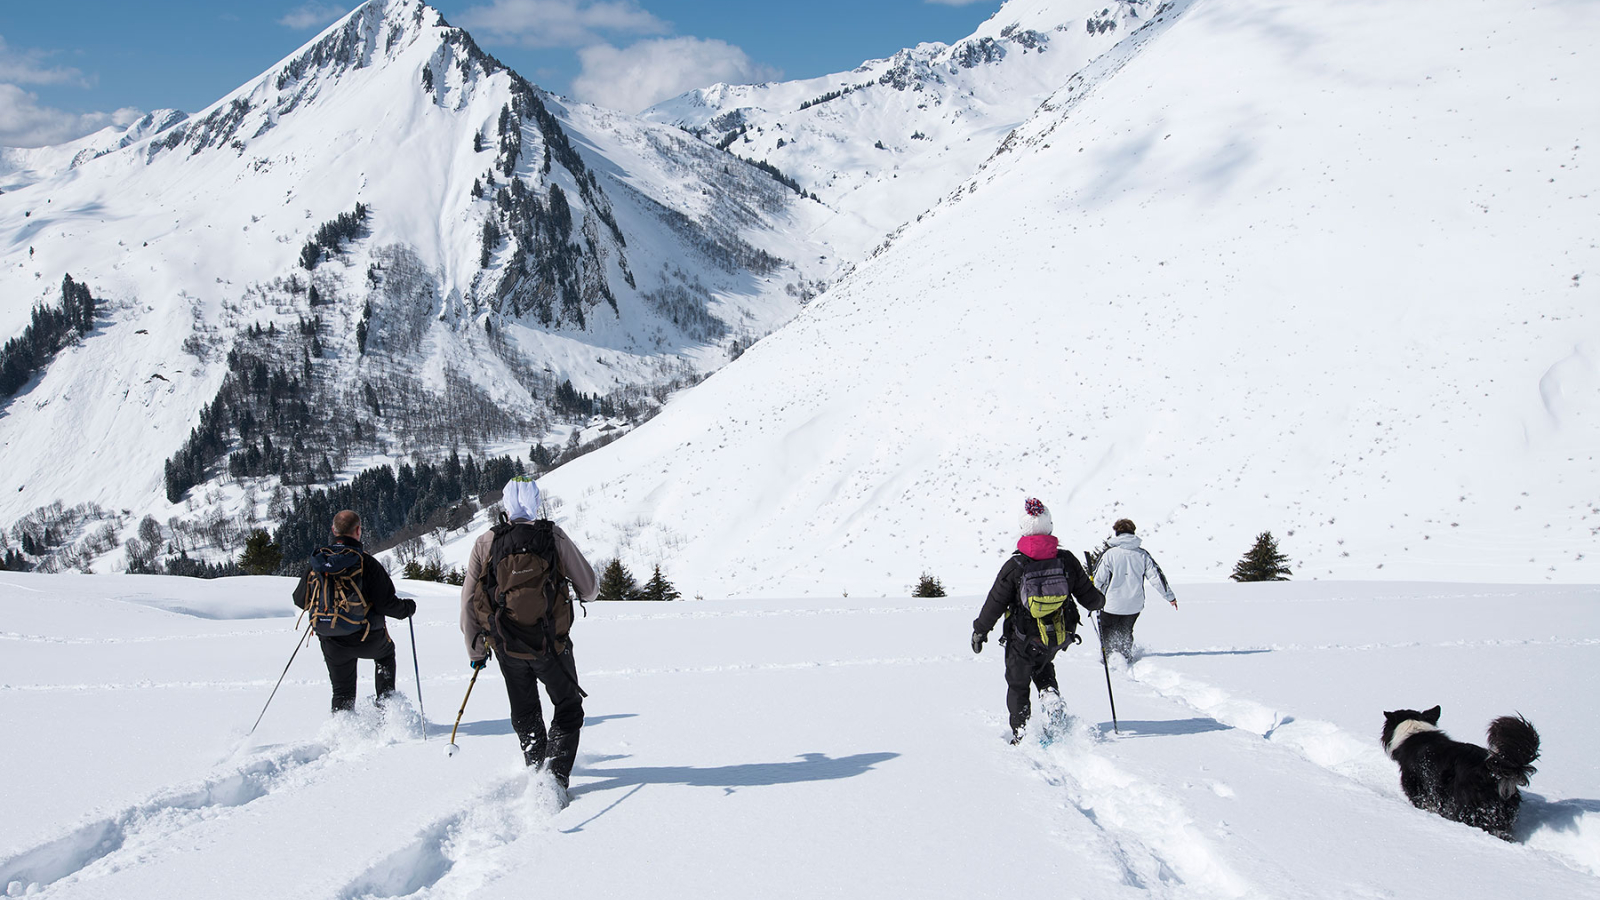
[
  {"left": 399, "top": 598, "right": 417, "bottom": 619},
  {"left": 971, "top": 631, "right": 986, "bottom": 654}
]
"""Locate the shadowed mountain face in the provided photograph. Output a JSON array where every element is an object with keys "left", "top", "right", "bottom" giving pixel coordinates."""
[{"left": 0, "top": 0, "right": 840, "bottom": 557}]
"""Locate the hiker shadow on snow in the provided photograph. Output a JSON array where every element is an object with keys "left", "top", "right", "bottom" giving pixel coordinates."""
[
  {"left": 572, "top": 751, "right": 900, "bottom": 795},
  {"left": 562, "top": 751, "right": 900, "bottom": 833},
  {"left": 1140, "top": 649, "right": 1272, "bottom": 658},
  {"left": 1098, "top": 718, "right": 1232, "bottom": 739},
  {"left": 427, "top": 712, "right": 638, "bottom": 738}
]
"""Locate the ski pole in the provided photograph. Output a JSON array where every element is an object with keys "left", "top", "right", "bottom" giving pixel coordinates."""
[
  {"left": 407, "top": 617, "right": 426, "bottom": 740},
  {"left": 1092, "top": 611, "right": 1120, "bottom": 734},
  {"left": 249, "top": 625, "right": 314, "bottom": 736},
  {"left": 445, "top": 663, "right": 484, "bottom": 757}
]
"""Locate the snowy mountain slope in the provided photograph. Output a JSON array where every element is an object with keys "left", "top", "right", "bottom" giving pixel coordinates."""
[
  {"left": 0, "top": 574, "right": 1596, "bottom": 898},
  {"left": 644, "top": 0, "right": 1160, "bottom": 259},
  {"left": 0, "top": 110, "right": 189, "bottom": 191},
  {"left": 0, "top": 0, "right": 836, "bottom": 546},
  {"left": 528, "top": 0, "right": 1600, "bottom": 595}
]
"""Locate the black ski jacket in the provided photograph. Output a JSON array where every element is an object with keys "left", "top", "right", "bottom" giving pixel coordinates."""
[
  {"left": 291, "top": 536, "right": 415, "bottom": 645},
  {"left": 973, "top": 549, "right": 1104, "bottom": 641}
]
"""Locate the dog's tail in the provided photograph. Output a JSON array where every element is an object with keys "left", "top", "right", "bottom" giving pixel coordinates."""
[{"left": 1486, "top": 715, "right": 1540, "bottom": 799}]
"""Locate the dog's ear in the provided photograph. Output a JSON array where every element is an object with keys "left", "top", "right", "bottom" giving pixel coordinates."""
[
  {"left": 1383, "top": 710, "right": 1398, "bottom": 722},
  {"left": 1423, "top": 705, "right": 1441, "bottom": 724}
]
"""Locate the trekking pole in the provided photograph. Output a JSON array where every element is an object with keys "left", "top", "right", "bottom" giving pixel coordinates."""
[
  {"left": 407, "top": 617, "right": 427, "bottom": 740},
  {"left": 445, "top": 664, "right": 483, "bottom": 757},
  {"left": 249, "top": 625, "right": 314, "bottom": 737},
  {"left": 1091, "top": 611, "right": 1120, "bottom": 734}
]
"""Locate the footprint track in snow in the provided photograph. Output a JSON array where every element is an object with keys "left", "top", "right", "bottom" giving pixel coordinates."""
[
  {"left": 0, "top": 704, "right": 426, "bottom": 896},
  {"left": 1123, "top": 659, "right": 1600, "bottom": 877},
  {"left": 0, "top": 743, "right": 327, "bottom": 896},
  {"left": 337, "top": 773, "right": 566, "bottom": 900},
  {"left": 1009, "top": 713, "right": 1253, "bottom": 899}
]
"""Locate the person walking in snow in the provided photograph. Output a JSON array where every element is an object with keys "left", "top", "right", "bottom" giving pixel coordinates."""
[
  {"left": 460, "top": 476, "right": 599, "bottom": 793},
  {"left": 291, "top": 510, "right": 417, "bottom": 713},
  {"left": 971, "top": 498, "right": 1105, "bottom": 741},
  {"left": 1091, "top": 519, "right": 1177, "bottom": 661}
]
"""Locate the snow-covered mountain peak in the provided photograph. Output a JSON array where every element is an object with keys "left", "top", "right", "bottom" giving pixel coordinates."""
[
  {"left": 143, "top": 0, "right": 502, "bottom": 164},
  {"left": 642, "top": 0, "right": 1158, "bottom": 259},
  {"left": 0, "top": 0, "right": 837, "bottom": 562}
]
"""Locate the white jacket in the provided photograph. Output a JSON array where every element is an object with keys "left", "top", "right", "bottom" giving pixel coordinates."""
[{"left": 1092, "top": 534, "right": 1176, "bottom": 615}]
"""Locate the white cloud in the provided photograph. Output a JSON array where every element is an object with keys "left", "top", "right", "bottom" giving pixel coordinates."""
[
  {"left": 0, "top": 83, "right": 141, "bottom": 149},
  {"left": 278, "top": 3, "right": 350, "bottom": 30},
  {"left": 0, "top": 35, "right": 89, "bottom": 88},
  {"left": 457, "top": 0, "right": 667, "bottom": 48},
  {"left": 572, "top": 36, "right": 779, "bottom": 114}
]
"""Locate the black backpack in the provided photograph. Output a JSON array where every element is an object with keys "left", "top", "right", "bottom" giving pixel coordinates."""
[
  {"left": 305, "top": 545, "right": 370, "bottom": 638},
  {"left": 480, "top": 520, "right": 577, "bottom": 659}
]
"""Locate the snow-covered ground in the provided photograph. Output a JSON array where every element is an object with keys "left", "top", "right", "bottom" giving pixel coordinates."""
[{"left": 2, "top": 572, "right": 1595, "bottom": 898}]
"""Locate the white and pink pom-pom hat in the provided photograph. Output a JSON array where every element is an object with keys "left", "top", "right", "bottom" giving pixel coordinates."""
[{"left": 1019, "top": 497, "right": 1053, "bottom": 536}]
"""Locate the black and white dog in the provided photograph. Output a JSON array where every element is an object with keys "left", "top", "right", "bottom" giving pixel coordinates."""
[{"left": 1381, "top": 705, "right": 1540, "bottom": 840}]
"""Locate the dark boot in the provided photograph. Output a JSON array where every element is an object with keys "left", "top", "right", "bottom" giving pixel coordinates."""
[{"left": 374, "top": 644, "right": 398, "bottom": 703}]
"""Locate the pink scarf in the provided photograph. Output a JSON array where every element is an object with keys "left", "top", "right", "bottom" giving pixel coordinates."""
[{"left": 1017, "top": 534, "right": 1059, "bottom": 560}]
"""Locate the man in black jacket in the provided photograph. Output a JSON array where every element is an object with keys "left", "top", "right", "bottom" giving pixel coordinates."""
[
  {"left": 292, "top": 510, "right": 416, "bottom": 712},
  {"left": 971, "top": 498, "right": 1104, "bottom": 740}
]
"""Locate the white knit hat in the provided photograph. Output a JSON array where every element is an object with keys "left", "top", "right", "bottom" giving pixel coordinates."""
[
  {"left": 1019, "top": 497, "right": 1053, "bottom": 536},
  {"left": 502, "top": 476, "right": 541, "bottom": 522}
]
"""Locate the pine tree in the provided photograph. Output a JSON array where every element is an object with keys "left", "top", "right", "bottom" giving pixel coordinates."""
[
  {"left": 402, "top": 559, "right": 425, "bottom": 581},
  {"left": 912, "top": 573, "right": 946, "bottom": 597},
  {"left": 1084, "top": 538, "right": 1113, "bottom": 578},
  {"left": 638, "top": 565, "right": 680, "bottom": 602},
  {"left": 597, "top": 558, "right": 639, "bottom": 601},
  {"left": 238, "top": 529, "right": 283, "bottom": 575},
  {"left": 1230, "top": 531, "right": 1292, "bottom": 582}
]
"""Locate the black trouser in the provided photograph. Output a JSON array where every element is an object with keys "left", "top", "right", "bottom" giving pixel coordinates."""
[
  {"left": 320, "top": 631, "right": 397, "bottom": 713},
  {"left": 1100, "top": 612, "right": 1140, "bottom": 660},
  {"left": 498, "top": 649, "right": 584, "bottom": 785},
  {"left": 1004, "top": 641, "right": 1061, "bottom": 733}
]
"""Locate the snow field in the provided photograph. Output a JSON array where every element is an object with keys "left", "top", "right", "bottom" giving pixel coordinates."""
[{"left": 1, "top": 573, "right": 1597, "bottom": 898}]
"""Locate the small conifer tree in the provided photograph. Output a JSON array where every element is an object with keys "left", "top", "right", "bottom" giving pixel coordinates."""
[
  {"left": 238, "top": 529, "right": 283, "bottom": 576},
  {"left": 639, "top": 565, "right": 681, "bottom": 602},
  {"left": 912, "top": 573, "right": 946, "bottom": 597},
  {"left": 1230, "top": 531, "right": 1292, "bottom": 582},
  {"left": 1084, "top": 538, "right": 1113, "bottom": 578},
  {"left": 598, "top": 558, "right": 639, "bottom": 601},
  {"left": 402, "top": 559, "right": 425, "bottom": 581}
]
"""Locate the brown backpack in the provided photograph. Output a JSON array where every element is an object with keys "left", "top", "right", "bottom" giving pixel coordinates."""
[{"left": 477, "top": 520, "right": 574, "bottom": 659}]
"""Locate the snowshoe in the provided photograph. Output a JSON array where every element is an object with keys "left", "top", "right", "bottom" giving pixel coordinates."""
[{"left": 1039, "top": 690, "right": 1070, "bottom": 748}]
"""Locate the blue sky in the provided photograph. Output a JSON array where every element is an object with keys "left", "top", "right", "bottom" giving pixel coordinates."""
[{"left": 0, "top": 0, "right": 1004, "bottom": 147}]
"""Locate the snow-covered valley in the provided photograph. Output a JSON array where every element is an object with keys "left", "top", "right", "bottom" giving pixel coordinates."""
[{"left": 1, "top": 573, "right": 1595, "bottom": 898}]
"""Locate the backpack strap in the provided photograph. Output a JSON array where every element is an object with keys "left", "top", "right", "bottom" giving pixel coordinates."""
[{"left": 533, "top": 519, "right": 587, "bottom": 697}]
